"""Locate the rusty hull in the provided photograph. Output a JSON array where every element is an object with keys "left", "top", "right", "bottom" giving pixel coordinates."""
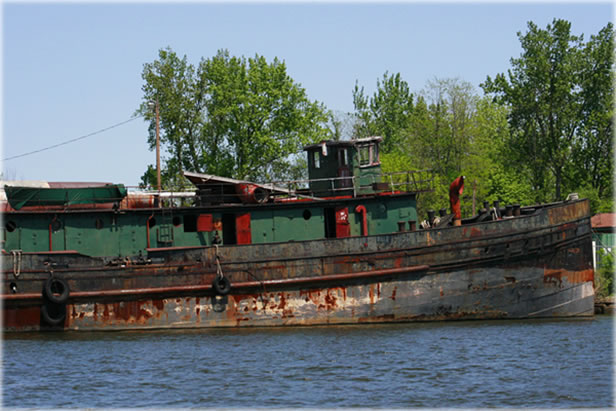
[{"left": 2, "top": 199, "right": 595, "bottom": 331}]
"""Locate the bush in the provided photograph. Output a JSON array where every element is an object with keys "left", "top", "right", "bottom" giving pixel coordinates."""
[{"left": 596, "top": 250, "right": 614, "bottom": 298}]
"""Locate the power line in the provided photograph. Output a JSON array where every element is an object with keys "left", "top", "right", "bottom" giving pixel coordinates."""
[{"left": 3, "top": 114, "right": 145, "bottom": 162}]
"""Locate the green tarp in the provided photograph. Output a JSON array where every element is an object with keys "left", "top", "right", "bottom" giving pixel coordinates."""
[{"left": 4, "top": 184, "right": 128, "bottom": 210}]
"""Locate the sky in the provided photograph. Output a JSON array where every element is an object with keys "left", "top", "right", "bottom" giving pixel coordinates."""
[{"left": 2, "top": 1, "right": 613, "bottom": 187}]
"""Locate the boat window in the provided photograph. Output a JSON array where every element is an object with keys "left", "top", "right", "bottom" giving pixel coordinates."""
[
  {"left": 51, "top": 219, "right": 62, "bottom": 232},
  {"left": 359, "top": 145, "right": 371, "bottom": 166},
  {"left": 359, "top": 143, "right": 380, "bottom": 167},
  {"left": 303, "top": 209, "right": 312, "bottom": 220},
  {"left": 338, "top": 148, "right": 348, "bottom": 166},
  {"left": 313, "top": 151, "right": 321, "bottom": 169},
  {"left": 5, "top": 221, "right": 16, "bottom": 232}
]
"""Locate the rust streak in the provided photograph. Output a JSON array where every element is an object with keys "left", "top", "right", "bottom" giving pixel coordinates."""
[
  {"left": 324, "top": 291, "right": 337, "bottom": 310},
  {"left": 278, "top": 293, "right": 287, "bottom": 310}
]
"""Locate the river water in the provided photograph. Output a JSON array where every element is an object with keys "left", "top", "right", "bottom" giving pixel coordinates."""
[{"left": 2, "top": 315, "right": 613, "bottom": 408}]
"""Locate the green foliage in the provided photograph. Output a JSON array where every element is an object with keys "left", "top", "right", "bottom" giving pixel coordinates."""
[
  {"left": 482, "top": 19, "right": 615, "bottom": 202},
  {"left": 577, "top": 185, "right": 615, "bottom": 214},
  {"left": 353, "top": 72, "right": 414, "bottom": 153},
  {"left": 572, "top": 23, "right": 614, "bottom": 203},
  {"left": 596, "top": 249, "right": 614, "bottom": 298},
  {"left": 484, "top": 167, "right": 536, "bottom": 206},
  {"left": 408, "top": 79, "right": 530, "bottom": 217},
  {"left": 379, "top": 152, "right": 415, "bottom": 174},
  {"left": 416, "top": 78, "right": 479, "bottom": 180},
  {"left": 415, "top": 174, "right": 450, "bottom": 222},
  {"left": 137, "top": 48, "right": 329, "bottom": 188},
  {"left": 372, "top": 76, "right": 535, "bottom": 218}
]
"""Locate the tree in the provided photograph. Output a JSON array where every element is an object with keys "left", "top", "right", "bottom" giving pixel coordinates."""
[
  {"left": 482, "top": 19, "right": 614, "bottom": 204},
  {"left": 138, "top": 48, "right": 205, "bottom": 189},
  {"left": 352, "top": 72, "right": 414, "bottom": 153},
  {"left": 595, "top": 250, "right": 614, "bottom": 298},
  {"left": 409, "top": 78, "right": 479, "bottom": 180},
  {"left": 401, "top": 79, "right": 498, "bottom": 217},
  {"left": 137, "top": 48, "right": 330, "bottom": 187},
  {"left": 573, "top": 23, "right": 614, "bottom": 201},
  {"left": 326, "top": 110, "right": 355, "bottom": 141}
]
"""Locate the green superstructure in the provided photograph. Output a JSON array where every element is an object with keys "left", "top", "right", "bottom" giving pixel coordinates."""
[{"left": 2, "top": 137, "right": 427, "bottom": 258}]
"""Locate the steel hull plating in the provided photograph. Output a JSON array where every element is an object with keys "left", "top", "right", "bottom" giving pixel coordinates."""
[{"left": 2, "top": 200, "right": 595, "bottom": 331}]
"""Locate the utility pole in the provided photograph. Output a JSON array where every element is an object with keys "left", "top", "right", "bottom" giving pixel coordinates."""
[
  {"left": 472, "top": 179, "right": 477, "bottom": 215},
  {"left": 155, "top": 100, "right": 161, "bottom": 191}
]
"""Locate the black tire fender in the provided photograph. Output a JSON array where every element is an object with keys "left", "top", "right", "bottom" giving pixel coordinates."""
[
  {"left": 212, "top": 276, "right": 231, "bottom": 295},
  {"left": 41, "top": 302, "right": 66, "bottom": 326},
  {"left": 43, "top": 277, "right": 70, "bottom": 304}
]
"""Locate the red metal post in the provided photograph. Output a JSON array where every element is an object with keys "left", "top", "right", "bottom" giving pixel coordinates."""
[{"left": 355, "top": 205, "right": 368, "bottom": 236}]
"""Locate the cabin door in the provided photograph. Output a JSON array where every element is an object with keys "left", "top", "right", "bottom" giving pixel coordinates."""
[
  {"left": 334, "top": 207, "right": 351, "bottom": 238},
  {"left": 324, "top": 207, "right": 351, "bottom": 238},
  {"left": 337, "top": 148, "right": 352, "bottom": 189},
  {"left": 222, "top": 214, "right": 236, "bottom": 245},
  {"left": 235, "top": 213, "right": 252, "bottom": 245},
  {"left": 324, "top": 208, "right": 336, "bottom": 238}
]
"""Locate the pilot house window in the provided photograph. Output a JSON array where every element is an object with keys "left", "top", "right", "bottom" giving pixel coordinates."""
[
  {"left": 359, "top": 144, "right": 379, "bottom": 166},
  {"left": 338, "top": 148, "right": 348, "bottom": 166},
  {"left": 313, "top": 151, "right": 321, "bottom": 169}
]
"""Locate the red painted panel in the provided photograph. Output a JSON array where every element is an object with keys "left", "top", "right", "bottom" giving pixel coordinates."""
[
  {"left": 3, "top": 306, "right": 41, "bottom": 330},
  {"left": 335, "top": 207, "right": 351, "bottom": 238},
  {"left": 236, "top": 213, "right": 252, "bottom": 244},
  {"left": 197, "top": 214, "right": 213, "bottom": 232}
]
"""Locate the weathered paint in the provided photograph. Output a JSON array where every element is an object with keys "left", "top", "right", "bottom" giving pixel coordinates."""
[
  {"left": 2, "top": 199, "right": 595, "bottom": 331},
  {"left": 2, "top": 193, "right": 417, "bottom": 255},
  {"left": 29, "top": 263, "right": 592, "bottom": 331}
]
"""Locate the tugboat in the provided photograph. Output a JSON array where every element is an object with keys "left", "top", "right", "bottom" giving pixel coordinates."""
[{"left": 1, "top": 137, "right": 595, "bottom": 331}]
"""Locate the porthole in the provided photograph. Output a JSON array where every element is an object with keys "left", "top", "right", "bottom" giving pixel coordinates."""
[
  {"left": 51, "top": 219, "right": 62, "bottom": 232},
  {"left": 5, "top": 221, "right": 17, "bottom": 232},
  {"left": 173, "top": 216, "right": 182, "bottom": 227},
  {"left": 303, "top": 209, "right": 312, "bottom": 220},
  {"left": 148, "top": 217, "right": 157, "bottom": 228}
]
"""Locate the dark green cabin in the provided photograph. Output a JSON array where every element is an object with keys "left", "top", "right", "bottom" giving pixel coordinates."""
[{"left": 304, "top": 137, "right": 383, "bottom": 197}]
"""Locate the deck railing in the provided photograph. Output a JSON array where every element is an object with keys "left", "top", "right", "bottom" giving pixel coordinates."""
[{"left": 129, "top": 169, "right": 434, "bottom": 206}]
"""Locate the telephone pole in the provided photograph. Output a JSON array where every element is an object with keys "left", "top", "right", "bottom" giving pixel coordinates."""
[
  {"left": 155, "top": 100, "right": 161, "bottom": 191},
  {"left": 149, "top": 100, "right": 161, "bottom": 191}
]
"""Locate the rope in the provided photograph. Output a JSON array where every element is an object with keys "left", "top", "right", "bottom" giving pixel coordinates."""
[
  {"left": 11, "top": 250, "right": 22, "bottom": 278},
  {"left": 213, "top": 244, "right": 269, "bottom": 306},
  {"left": 214, "top": 244, "right": 224, "bottom": 279},
  {"left": 244, "top": 270, "right": 268, "bottom": 293},
  {"left": 243, "top": 269, "right": 270, "bottom": 308}
]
